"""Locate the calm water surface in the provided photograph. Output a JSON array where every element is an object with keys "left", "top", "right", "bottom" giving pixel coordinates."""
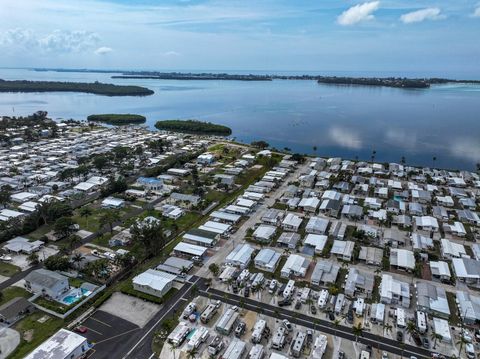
[{"left": 0, "top": 69, "right": 479, "bottom": 170}]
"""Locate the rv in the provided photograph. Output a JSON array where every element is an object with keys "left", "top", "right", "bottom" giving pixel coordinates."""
[
  {"left": 283, "top": 280, "right": 295, "bottom": 299},
  {"left": 416, "top": 311, "right": 427, "bottom": 334},
  {"left": 186, "top": 326, "right": 209, "bottom": 350},
  {"left": 251, "top": 319, "right": 266, "bottom": 344},
  {"left": 201, "top": 303, "right": 218, "bottom": 324}
]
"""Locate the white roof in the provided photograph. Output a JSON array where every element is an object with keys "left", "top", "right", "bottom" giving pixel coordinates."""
[
  {"left": 390, "top": 249, "right": 415, "bottom": 270},
  {"left": 282, "top": 213, "right": 303, "bottom": 228},
  {"left": 282, "top": 254, "right": 309, "bottom": 277},
  {"left": 414, "top": 216, "right": 439, "bottom": 229},
  {"left": 253, "top": 225, "right": 276, "bottom": 240},
  {"left": 433, "top": 317, "right": 451, "bottom": 341},
  {"left": 174, "top": 242, "right": 207, "bottom": 256},
  {"left": 304, "top": 234, "right": 328, "bottom": 252},
  {"left": 441, "top": 238, "right": 467, "bottom": 258},
  {"left": 133, "top": 269, "right": 175, "bottom": 292},
  {"left": 225, "top": 244, "right": 255, "bottom": 266},
  {"left": 74, "top": 182, "right": 96, "bottom": 191},
  {"left": 430, "top": 261, "right": 451, "bottom": 277},
  {"left": 24, "top": 329, "right": 87, "bottom": 359}
]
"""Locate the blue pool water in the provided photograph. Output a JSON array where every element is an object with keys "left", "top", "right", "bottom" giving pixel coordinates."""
[{"left": 62, "top": 295, "right": 79, "bottom": 305}]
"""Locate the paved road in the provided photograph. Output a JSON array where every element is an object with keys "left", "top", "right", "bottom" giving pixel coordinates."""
[
  {"left": 201, "top": 285, "right": 435, "bottom": 359},
  {"left": 104, "top": 275, "right": 206, "bottom": 359}
]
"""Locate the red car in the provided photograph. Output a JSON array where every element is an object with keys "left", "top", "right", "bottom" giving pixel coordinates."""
[{"left": 74, "top": 326, "right": 88, "bottom": 334}]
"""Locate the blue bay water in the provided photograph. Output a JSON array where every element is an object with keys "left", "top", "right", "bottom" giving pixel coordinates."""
[{"left": 0, "top": 68, "right": 479, "bottom": 170}]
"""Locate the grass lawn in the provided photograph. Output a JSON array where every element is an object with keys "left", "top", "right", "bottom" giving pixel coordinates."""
[
  {"left": 26, "top": 224, "right": 53, "bottom": 240},
  {"left": 446, "top": 291, "right": 461, "bottom": 325},
  {"left": 91, "top": 233, "right": 114, "bottom": 247},
  {"left": 0, "top": 261, "right": 21, "bottom": 277},
  {"left": 0, "top": 286, "right": 31, "bottom": 305},
  {"left": 10, "top": 312, "right": 64, "bottom": 359}
]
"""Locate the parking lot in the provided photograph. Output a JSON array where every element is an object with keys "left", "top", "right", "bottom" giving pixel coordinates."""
[{"left": 82, "top": 310, "right": 140, "bottom": 359}]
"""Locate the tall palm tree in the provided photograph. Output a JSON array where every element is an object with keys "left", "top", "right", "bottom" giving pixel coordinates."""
[
  {"left": 352, "top": 324, "right": 363, "bottom": 343},
  {"left": 431, "top": 332, "right": 442, "bottom": 349},
  {"left": 186, "top": 347, "right": 198, "bottom": 359},
  {"left": 405, "top": 320, "right": 417, "bottom": 339},
  {"left": 79, "top": 206, "right": 93, "bottom": 229},
  {"left": 168, "top": 342, "right": 176, "bottom": 359},
  {"left": 72, "top": 252, "right": 84, "bottom": 270},
  {"left": 456, "top": 336, "right": 469, "bottom": 357},
  {"left": 333, "top": 319, "right": 341, "bottom": 338},
  {"left": 383, "top": 323, "right": 393, "bottom": 336}
]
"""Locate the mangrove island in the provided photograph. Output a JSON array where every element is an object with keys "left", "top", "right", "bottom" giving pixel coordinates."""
[
  {"left": 155, "top": 120, "right": 232, "bottom": 136},
  {"left": 87, "top": 114, "right": 147, "bottom": 125},
  {"left": 0, "top": 79, "right": 154, "bottom": 96}
]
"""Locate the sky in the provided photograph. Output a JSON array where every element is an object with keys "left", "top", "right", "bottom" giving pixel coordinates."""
[{"left": 0, "top": 0, "right": 479, "bottom": 76}]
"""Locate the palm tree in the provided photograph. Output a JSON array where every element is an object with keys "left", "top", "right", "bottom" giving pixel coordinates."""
[
  {"left": 333, "top": 319, "right": 341, "bottom": 338},
  {"left": 431, "top": 332, "right": 442, "bottom": 349},
  {"left": 383, "top": 323, "right": 393, "bottom": 336},
  {"left": 168, "top": 342, "right": 176, "bottom": 359},
  {"left": 79, "top": 206, "right": 93, "bottom": 229},
  {"left": 71, "top": 252, "right": 84, "bottom": 269},
  {"left": 68, "top": 234, "right": 82, "bottom": 251},
  {"left": 456, "top": 336, "right": 469, "bottom": 357},
  {"left": 405, "top": 320, "right": 417, "bottom": 339},
  {"left": 186, "top": 347, "right": 198, "bottom": 359},
  {"left": 352, "top": 324, "right": 363, "bottom": 343}
]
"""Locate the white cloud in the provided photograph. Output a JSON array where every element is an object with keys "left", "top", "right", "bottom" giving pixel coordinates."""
[
  {"left": 337, "top": 1, "right": 380, "bottom": 26},
  {"left": 94, "top": 46, "right": 113, "bottom": 55},
  {"left": 0, "top": 28, "right": 100, "bottom": 53},
  {"left": 328, "top": 126, "right": 362, "bottom": 150},
  {"left": 400, "top": 8, "right": 443, "bottom": 24},
  {"left": 163, "top": 51, "right": 180, "bottom": 57},
  {"left": 472, "top": 6, "right": 480, "bottom": 17}
]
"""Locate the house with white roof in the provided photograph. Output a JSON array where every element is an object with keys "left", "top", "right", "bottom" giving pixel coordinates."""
[
  {"left": 298, "top": 197, "right": 320, "bottom": 213},
  {"left": 280, "top": 254, "right": 310, "bottom": 278},
  {"left": 24, "top": 328, "right": 90, "bottom": 359},
  {"left": 440, "top": 238, "right": 467, "bottom": 259},
  {"left": 344, "top": 267, "right": 374, "bottom": 297},
  {"left": 411, "top": 233, "right": 434, "bottom": 252},
  {"left": 330, "top": 240, "right": 355, "bottom": 262},
  {"left": 303, "top": 234, "right": 328, "bottom": 254},
  {"left": 443, "top": 221, "right": 467, "bottom": 237},
  {"left": 415, "top": 282, "right": 450, "bottom": 318},
  {"left": 456, "top": 291, "right": 480, "bottom": 325},
  {"left": 414, "top": 216, "right": 439, "bottom": 232},
  {"left": 305, "top": 217, "right": 329, "bottom": 235},
  {"left": 432, "top": 318, "right": 451, "bottom": 343},
  {"left": 254, "top": 249, "right": 281, "bottom": 273},
  {"left": 379, "top": 274, "right": 410, "bottom": 308},
  {"left": 390, "top": 249, "right": 415, "bottom": 272},
  {"left": 225, "top": 244, "right": 255, "bottom": 269},
  {"left": 133, "top": 269, "right": 175, "bottom": 298},
  {"left": 311, "top": 260, "right": 340, "bottom": 287},
  {"left": 452, "top": 257, "right": 480, "bottom": 285},
  {"left": 282, "top": 213, "right": 303, "bottom": 232},
  {"left": 252, "top": 225, "right": 277, "bottom": 243},
  {"left": 430, "top": 261, "right": 451, "bottom": 282}
]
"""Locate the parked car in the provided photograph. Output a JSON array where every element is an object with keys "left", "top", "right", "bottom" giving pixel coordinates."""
[
  {"left": 338, "top": 351, "right": 345, "bottom": 359},
  {"left": 74, "top": 326, "right": 88, "bottom": 334},
  {"left": 396, "top": 331, "right": 403, "bottom": 342},
  {"left": 465, "top": 343, "right": 476, "bottom": 359},
  {"left": 329, "top": 312, "right": 335, "bottom": 321},
  {"left": 311, "top": 305, "right": 317, "bottom": 314},
  {"left": 234, "top": 321, "right": 246, "bottom": 337},
  {"left": 295, "top": 301, "right": 301, "bottom": 310},
  {"left": 422, "top": 337, "right": 430, "bottom": 349},
  {"left": 282, "top": 319, "right": 293, "bottom": 332},
  {"left": 382, "top": 352, "right": 388, "bottom": 359},
  {"left": 412, "top": 332, "right": 422, "bottom": 346}
]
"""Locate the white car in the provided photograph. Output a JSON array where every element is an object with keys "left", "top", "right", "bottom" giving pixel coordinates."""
[{"left": 465, "top": 343, "right": 476, "bottom": 359}]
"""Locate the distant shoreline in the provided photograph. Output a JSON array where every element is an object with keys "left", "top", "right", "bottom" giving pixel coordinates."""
[{"left": 30, "top": 68, "right": 480, "bottom": 89}]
